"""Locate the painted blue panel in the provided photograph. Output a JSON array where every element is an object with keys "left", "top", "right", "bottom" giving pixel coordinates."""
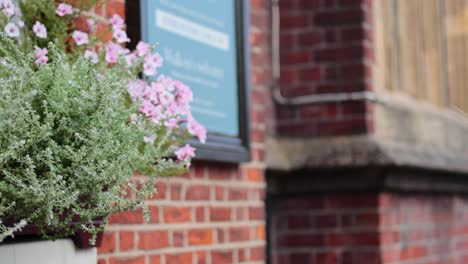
[{"left": 140, "top": 0, "right": 239, "bottom": 136}]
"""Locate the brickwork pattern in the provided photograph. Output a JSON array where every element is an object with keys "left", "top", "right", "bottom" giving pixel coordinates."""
[
  {"left": 94, "top": 0, "right": 270, "bottom": 264},
  {"left": 276, "top": 0, "right": 374, "bottom": 137},
  {"left": 270, "top": 193, "right": 381, "bottom": 264},
  {"left": 270, "top": 192, "right": 468, "bottom": 264}
]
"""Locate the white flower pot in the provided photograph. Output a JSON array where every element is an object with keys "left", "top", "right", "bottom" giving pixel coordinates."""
[{"left": 0, "top": 239, "right": 96, "bottom": 264}]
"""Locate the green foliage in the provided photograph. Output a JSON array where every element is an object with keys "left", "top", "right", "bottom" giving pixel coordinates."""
[{"left": 0, "top": 34, "right": 187, "bottom": 243}]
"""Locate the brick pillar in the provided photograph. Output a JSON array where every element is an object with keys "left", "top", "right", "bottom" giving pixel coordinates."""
[
  {"left": 276, "top": 0, "right": 374, "bottom": 137},
  {"left": 267, "top": 0, "right": 468, "bottom": 263}
]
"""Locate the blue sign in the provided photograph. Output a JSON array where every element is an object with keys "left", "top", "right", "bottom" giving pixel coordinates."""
[{"left": 141, "top": 0, "right": 240, "bottom": 136}]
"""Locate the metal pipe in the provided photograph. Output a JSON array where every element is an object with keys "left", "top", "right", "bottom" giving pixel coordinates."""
[{"left": 270, "top": 0, "right": 384, "bottom": 105}]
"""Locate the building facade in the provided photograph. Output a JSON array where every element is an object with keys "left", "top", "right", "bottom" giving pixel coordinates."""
[{"left": 96, "top": 0, "right": 468, "bottom": 264}]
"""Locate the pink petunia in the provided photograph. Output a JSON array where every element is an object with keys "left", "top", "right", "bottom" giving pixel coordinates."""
[
  {"left": 127, "top": 79, "right": 146, "bottom": 100},
  {"left": 187, "top": 118, "right": 207, "bottom": 144},
  {"left": 2, "top": 0, "right": 15, "bottom": 17},
  {"left": 34, "top": 46, "right": 48, "bottom": 65},
  {"left": 125, "top": 53, "right": 137, "bottom": 66},
  {"left": 145, "top": 53, "right": 163, "bottom": 67},
  {"left": 4, "top": 22, "right": 19, "bottom": 38},
  {"left": 174, "top": 144, "right": 196, "bottom": 167},
  {"left": 56, "top": 3, "right": 73, "bottom": 16},
  {"left": 136, "top": 41, "right": 150, "bottom": 57},
  {"left": 113, "top": 29, "right": 130, "bottom": 43},
  {"left": 110, "top": 14, "right": 124, "bottom": 30},
  {"left": 105, "top": 41, "right": 124, "bottom": 64},
  {"left": 84, "top": 50, "right": 98, "bottom": 64},
  {"left": 143, "top": 134, "right": 156, "bottom": 144},
  {"left": 72, "top": 30, "right": 88, "bottom": 46},
  {"left": 33, "top": 21, "right": 47, "bottom": 39}
]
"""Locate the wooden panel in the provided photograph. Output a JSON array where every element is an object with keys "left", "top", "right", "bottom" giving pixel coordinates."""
[
  {"left": 445, "top": 0, "right": 468, "bottom": 112},
  {"left": 374, "top": 0, "right": 450, "bottom": 108}
]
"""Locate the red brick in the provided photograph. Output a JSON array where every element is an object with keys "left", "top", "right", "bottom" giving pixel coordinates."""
[
  {"left": 210, "top": 207, "right": 232, "bottom": 222},
  {"left": 138, "top": 231, "right": 169, "bottom": 249},
  {"left": 195, "top": 206, "right": 205, "bottom": 222},
  {"left": 149, "top": 255, "right": 161, "bottom": 264},
  {"left": 196, "top": 251, "right": 209, "bottom": 264},
  {"left": 316, "top": 251, "right": 339, "bottom": 264},
  {"left": 327, "top": 232, "right": 379, "bottom": 247},
  {"left": 170, "top": 183, "right": 182, "bottom": 200},
  {"left": 250, "top": 246, "right": 265, "bottom": 261},
  {"left": 281, "top": 15, "right": 307, "bottom": 29},
  {"left": 288, "top": 214, "right": 311, "bottom": 229},
  {"left": 277, "top": 234, "right": 325, "bottom": 248},
  {"left": 173, "top": 230, "right": 185, "bottom": 247},
  {"left": 228, "top": 188, "right": 248, "bottom": 200},
  {"left": 211, "top": 250, "right": 233, "bottom": 264},
  {"left": 249, "top": 207, "right": 265, "bottom": 220},
  {"left": 97, "top": 232, "right": 116, "bottom": 254},
  {"left": 166, "top": 253, "right": 192, "bottom": 264},
  {"left": 290, "top": 253, "right": 311, "bottom": 263},
  {"left": 108, "top": 210, "right": 144, "bottom": 224},
  {"left": 109, "top": 256, "right": 144, "bottom": 264},
  {"left": 119, "top": 231, "right": 134, "bottom": 252},
  {"left": 151, "top": 181, "right": 166, "bottom": 199},
  {"left": 188, "top": 229, "right": 214, "bottom": 245},
  {"left": 247, "top": 167, "right": 264, "bottom": 182},
  {"left": 256, "top": 225, "right": 266, "bottom": 240},
  {"left": 148, "top": 205, "right": 160, "bottom": 223},
  {"left": 186, "top": 185, "right": 210, "bottom": 200},
  {"left": 105, "top": 0, "right": 125, "bottom": 18},
  {"left": 163, "top": 206, "right": 191, "bottom": 223},
  {"left": 229, "top": 227, "right": 250, "bottom": 242}
]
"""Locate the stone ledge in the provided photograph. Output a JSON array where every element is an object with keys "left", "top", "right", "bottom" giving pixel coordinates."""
[{"left": 266, "top": 135, "right": 468, "bottom": 175}]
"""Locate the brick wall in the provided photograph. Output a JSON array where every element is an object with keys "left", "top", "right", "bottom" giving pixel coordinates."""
[
  {"left": 270, "top": 193, "right": 381, "bottom": 264},
  {"left": 94, "top": 0, "right": 271, "bottom": 264},
  {"left": 270, "top": 192, "right": 468, "bottom": 264},
  {"left": 276, "top": 0, "right": 374, "bottom": 137}
]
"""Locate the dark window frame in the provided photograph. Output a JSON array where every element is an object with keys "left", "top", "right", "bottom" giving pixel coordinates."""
[{"left": 126, "top": 0, "right": 251, "bottom": 163}]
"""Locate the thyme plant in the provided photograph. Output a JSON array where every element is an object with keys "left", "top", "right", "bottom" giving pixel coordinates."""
[{"left": 0, "top": 0, "right": 206, "bottom": 243}]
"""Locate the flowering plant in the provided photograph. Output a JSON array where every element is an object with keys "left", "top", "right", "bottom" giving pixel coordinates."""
[{"left": 0, "top": 0, "right": 206, "bottom": 244}]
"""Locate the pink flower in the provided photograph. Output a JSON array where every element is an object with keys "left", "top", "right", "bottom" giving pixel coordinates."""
[
  {"left": 143, "top": 61, "right": 158, "bottom": 76},
  {"left": 136, "top": 41, "right": 150, "bottom": 57},
  {"left": 86, "top": 19, "right": 95, "bottom": 28},
  {"left": 145, "top": 53, "right": 163, "bottom": 67},
  {"left": 110, "top": 14, "right": 124, "bottom": 30},
  {"left": 127, "top": 79, "right": 146, "bottom": 100},
  {"left": 72, "top": 30, "right": 88, "bottom": 46},
  {"left": 143, "top": 134, "right": 156, "bottom": 144},
  {"left": 143, "top": 53, "right": 163, "bottom": 76},
  {"left": 34, "top": 46, "right": 48, "bottom": 65},
  {"left": 4, "top": 22, "right": 19, "bottom": 37},
  {"left": 17, "top": 20, "right": 24, "bottom": 28},
  {"left": 174, "top": 80, "right": 193, "bottom": 107},
  {"left": 105, "top": 41, "right": 124, "bottom": 64},
  {"left": 187, "top": 118, "right": 207, "bottom": 143},
  {"left": 113, "top": 29, "right": 130, "bottom": 43},
  {"left": 84, "top": 50, "right": 98, "bottom": 64},
  {"left": 175, "top": 144, "right": 196, "bottom": 167},
  {"left": 33, "top": 21, "right": 47, "bottom": 39},
  {"left": 56, "top": 3, "right": 73, "bottom": 16},
  {"left": 125, "top": 53, "right": 137, "bottom": 66},
  {"left": 2, "top": 0, "right": 15, "bottom": 17},
  {"left": 164, "top": 118, "right": 179, "bottom": 129}
]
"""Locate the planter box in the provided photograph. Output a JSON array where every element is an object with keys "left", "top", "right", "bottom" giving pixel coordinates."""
[{"left": 0, "top": 239, "right": 96, "bottom": 264}]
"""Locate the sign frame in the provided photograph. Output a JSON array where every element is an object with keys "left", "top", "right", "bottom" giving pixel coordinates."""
[{"left": 126, "top": 0, "right": 251, "bottom": 163}]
